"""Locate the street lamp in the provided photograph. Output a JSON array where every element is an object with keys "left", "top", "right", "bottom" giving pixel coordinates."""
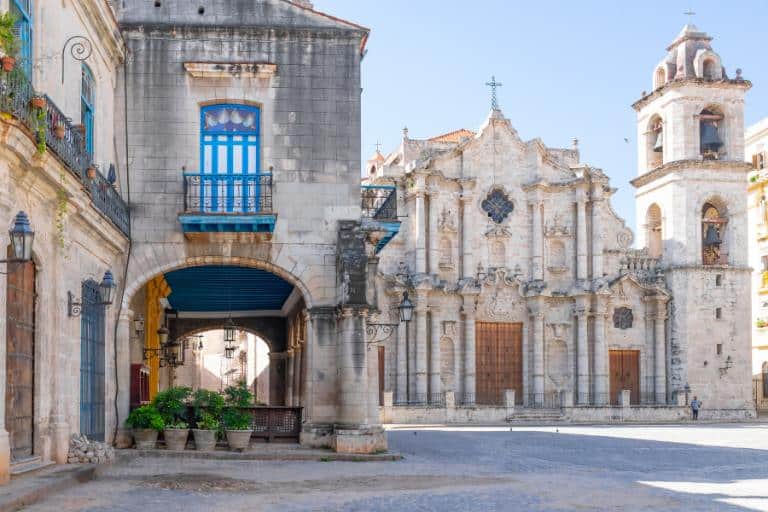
[
  {"left": 399, "top": 291, "right": 413, "bottom": 403},
  {"left": 1, "top": 212, "right": 35, "bottom": 269},
  {"left": 398, "top": 291, "right": 414, "bottom": 322}
]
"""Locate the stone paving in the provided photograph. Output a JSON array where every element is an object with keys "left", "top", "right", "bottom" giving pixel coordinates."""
[{"left": 21, "top": 424, "right": 768, "bottom": 511}]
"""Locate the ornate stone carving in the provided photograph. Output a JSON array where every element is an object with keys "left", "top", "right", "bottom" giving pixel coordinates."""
[
  {"left": 616, "top": 229, "right": 633, "bottom": 249},
  {"left": 481, "top": 188, "right": 514, "bottom": 224},
  {"left": 480, "top": 267, "right": 523, "bottom": 320},
  {"left": 544, "top": 212, "right": 571, "bottom": 237},
  {"left": 442, "top": 320, "right": 456, "bottom": 336},
  {"left": 613, "top": 307, "right": 633, "bottom": 329},
  {"left": 438, "top": 207, "right": 457, "bottom": 232},
  {"left": 547, "top": 322, "right": 571, "bottom": 340}
]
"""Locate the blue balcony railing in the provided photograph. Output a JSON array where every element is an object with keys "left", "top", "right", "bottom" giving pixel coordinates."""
[{"left": 0, "top": 69, "right": 130, "bottom": 237}]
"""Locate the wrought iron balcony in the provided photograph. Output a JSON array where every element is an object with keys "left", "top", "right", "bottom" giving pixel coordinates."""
[
  {"left": 0, "top": 70, "right": 129, "bottom": 236},
  {"left": 361, "top": 185, "right": 397, "bottom": 221},
  {"left": 180, "top": 173, "right": 276, "bottom": 235},
  {"left": 361, "top": 185, "right": 400, "bottom": 253}
]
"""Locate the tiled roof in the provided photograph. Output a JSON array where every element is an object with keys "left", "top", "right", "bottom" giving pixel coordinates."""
[{"left": 428, "top": 128, "right": 475, "bottom": 143}]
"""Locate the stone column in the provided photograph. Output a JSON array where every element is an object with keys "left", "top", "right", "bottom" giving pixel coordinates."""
[
  {"left": 461, "top": 294, "right": 477, "bottom": 405},
  {"left": 0, "top": 228, "right": 9, "bottom": 483},
  {"left": 576, "top": 191, "right": 588, "bottom": 281},
  {"left": 593, "top": 297, "right": 609, "bottom": 405},
  {"left": 285, "top": 349, "right": 295, "bottom": 407},
  {"left": 302, "top": 311, "right": 320, "bottom": 423},
  {"left": 395, "top": 317, "right": 407, "bottom": 404},
  {"left": 591, "top": 186, "right": 604, "bottom": 279},
  {"left": 654, "top": 300, "right": 668, "bottom": 405},
  {"left": 531, "top": 200, "right": 544, "bottom": 280},
  {"left": 429, "top": 306, "right": 442, "bottom": 403},
  {"left": 115, "top": 309, "right": 134, "bottom": 448},
  {"left": 460, "top": 192, "right": 474, "bottom": 279},
  {"left": 337, "top": 307, "right": 369, "bottom": 425},
  {"left": 531, "top": 307, "right": 545, "bottom": 406},
  {"left": 428, "top": 190, "right": 440, "bottom": 275},
  {"left": 575, "top": 300, "right": 590, "bottom": 405},
  {"left": 415, "top": 186, "right": 427, "bottom": 274},
  {"left": 414, "top": 295, "right": 428, "bottom": 403},
  {"left": 269, "top": 352, "right": 286, "bottom": 406},
  {"left": 293, "top": 345, "right": 302, "bottom": 407}
]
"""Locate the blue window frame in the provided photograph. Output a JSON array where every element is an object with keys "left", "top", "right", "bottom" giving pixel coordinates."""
[
  {"left": 11, "top": 0, "right": 33, "bottom": 78},
  {"left": 81, "top": 64, "right": 95, "bottom": 158},
  {"left": 199, "top": 104, "right": 261, "bottom": 213}
]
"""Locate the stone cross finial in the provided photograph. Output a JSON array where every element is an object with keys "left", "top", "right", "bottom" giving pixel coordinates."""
[
  {"left": 375, "top": 141, "right": 382, "bottom": 152},
  {"left": 485, "top": 76, "right": 503, "bottom": 110}
]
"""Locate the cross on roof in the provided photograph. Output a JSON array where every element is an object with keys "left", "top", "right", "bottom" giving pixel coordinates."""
[
  {"left": 684, "top": 8, "right": 696, "bottom": 21},
  {"left": 485, "top": 76, "right": 503, "bottom": 110},
  {"left": 375, "top": 141, "right": 382, "bottom": 152}
]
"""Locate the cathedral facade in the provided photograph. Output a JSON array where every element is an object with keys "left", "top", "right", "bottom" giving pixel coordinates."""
[{"left": 371, "top": 24, "right": 754, "bottom": 420}]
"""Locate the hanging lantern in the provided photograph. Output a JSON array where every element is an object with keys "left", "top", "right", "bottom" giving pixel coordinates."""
[
  {"left": 157, "top": 326, "right": 169, "bottom": 346},
  {"left": 224, "top": 345, "right": 236, "bottom": 359},
  {"left": 98, "top": 270, "right": 116, "bottom": 305},
  {"left": 9, "top": 211, "right": 34, "bottom": 262},
  {"left": 398, "top": 291, "right": 414, "bottom": 323},
  {"left": 224, "top": 316, "right": 237, "bottom": 344}
]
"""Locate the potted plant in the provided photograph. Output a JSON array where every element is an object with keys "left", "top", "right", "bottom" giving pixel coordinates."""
[
  {"left": 125, "top": 404, "right": 164, "bottom": 449},
  {"left": 53, "top": 122, "right": 66, "bottom": 140},
  {"left": 152, "top": 386, "right": 191, "bottom": 451},
  {"left": 191, "top": 388, "right": 224, "bottom": 452},
  {"left": 222, "top": 380, "right": 254, "bottom": 452},
  {"left": 163, "top": 419, "right": 190, "bottom": 451},
  {"left": 86, "top": 164, "right": 97, "bottom": 180},
  {"left": 30, "top": 96, "right": 45, "bottom": 110},
  {"left": 0, "top": 12, "right": 18, "bottom": 72}
]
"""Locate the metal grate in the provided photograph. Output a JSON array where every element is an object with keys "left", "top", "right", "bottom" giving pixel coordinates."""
[{"left": 361, "top": 185, "right": 397, "bottom": 220}]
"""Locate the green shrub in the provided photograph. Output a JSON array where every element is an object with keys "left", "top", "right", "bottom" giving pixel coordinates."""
[
  {"left": 191, "top": 388, "right": 225, "bottom": 420},
  {"left": 126, "top": 405, "right": 164, "bottom": 431},
  {"left": 152, "top": 386, "right": 191, "bottom": 424},
  {"left": 223, "top": 380, "right": 253, "bottom": 408},
  {"left": 165, "top": 420, "right": 189, "bottom": 429},
  {"left": 0, "top": 12, "right": 18, "bottom": 58},
  {"left": 222, "top": 408, "right": 252, "bottom": 430},
  {"left": 196, "top": 411, "right": 220, "bottom": 431}
]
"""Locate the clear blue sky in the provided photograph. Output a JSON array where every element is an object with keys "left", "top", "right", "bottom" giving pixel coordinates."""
[{"left": 315, "top": 0, "right": 768, "bottom": 231}]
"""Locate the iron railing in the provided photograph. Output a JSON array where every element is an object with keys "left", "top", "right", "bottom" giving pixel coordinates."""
[
  {"left": 361, "top": 185, "right": 397, "bottom": 221},
  {"left": 183, "top": 173, "right": 273, "bottom": 214},
  {"left": 526, "top": 392, "right": 563, "bottom": 409},
  {"left": 0, "top": 70, "right": 130, "bottom": 236},
  {"left": 183, "top": 405, "right": 302, "bottom": 443}
]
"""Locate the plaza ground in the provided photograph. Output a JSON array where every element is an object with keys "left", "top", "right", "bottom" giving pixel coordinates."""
[{"left": 19, "top": 423, "right": 768, "bottom": 511}]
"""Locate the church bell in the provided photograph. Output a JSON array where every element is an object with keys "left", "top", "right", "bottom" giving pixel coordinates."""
[
  {"left": 703, "top": 224, "right": 721, "bottom": 247},
  {"left": 700, "top": 124, "right": 723, "bottom": 152},
  {"left": 653, "top": 130, "right": 663, "bottom": 152}
]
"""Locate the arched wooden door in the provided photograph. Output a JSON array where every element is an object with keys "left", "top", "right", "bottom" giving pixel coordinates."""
[{"left": 5, "top": 248, "right": 35, "bottom": 460}]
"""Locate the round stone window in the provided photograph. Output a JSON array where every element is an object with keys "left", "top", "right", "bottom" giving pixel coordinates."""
[{"left": 481, "top": 189, "right": 514, "bottom": 224}]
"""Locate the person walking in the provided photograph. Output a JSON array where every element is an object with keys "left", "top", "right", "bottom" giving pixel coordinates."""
[{"left": 690, "top": 396, "right": 702, "bottom": 420}]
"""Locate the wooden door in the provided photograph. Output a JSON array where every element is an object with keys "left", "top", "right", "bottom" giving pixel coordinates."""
[
  {"left": 609, "top": 350, "right": 640, "bottom": 405},
  {"left": 476, "top": 322, "right": 523, "bottom": 405},
  {"left": 378, "top": 346, "right": 385, "bottom": 406},
  {"left": 5, "top": 250, "right": 35, "bottom": 460}
]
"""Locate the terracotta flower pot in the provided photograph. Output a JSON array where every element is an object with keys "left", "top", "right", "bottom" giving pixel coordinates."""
[
  {"left": 192, "top": 429, "right": 217, "bottom": 452},
  {"left": 2, "top": 56, "right": 16, "bottom": 72},
  {"left": 133, "top": 428, "right": 159, "bottom": 450},
  {"left": 86, "top": 166, "right": 97, "bottom": 180},
  {"left": 30, "top": 97, "right": 46, "bottom": 110},
  {"left": 225, "top": 430, "right": 252, "bottom": 452},
  {"left": 163, "top": 428, "right": 189, "bottom": 451},
  {"left": 54, "top": 125, "right": 66, "bottom": 140}
]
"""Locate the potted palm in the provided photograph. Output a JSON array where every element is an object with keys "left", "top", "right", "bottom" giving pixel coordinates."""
[
  {"left": 153, "top": 386, "right": 191, "bottom": 451},
  {"left": 222, "top": 381, "right": 253, "bottom": 452},
  {"left": 0, "top": 12, "right": 18, "bottom": 72},
  {"left": 191, "top": 389, "right": 224, "bottom": 452},
  {"left": 125, "top": 404, "right": 164, "bottom": 449}
]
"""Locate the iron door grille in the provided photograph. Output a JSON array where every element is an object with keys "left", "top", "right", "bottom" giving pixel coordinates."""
[{"left": 80, "top": 280, "right": 105, "bottom": 441}]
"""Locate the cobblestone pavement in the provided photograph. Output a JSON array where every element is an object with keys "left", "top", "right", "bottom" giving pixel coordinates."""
[{"left": 22, "top": 424, "right": 768, "bottom": 511}]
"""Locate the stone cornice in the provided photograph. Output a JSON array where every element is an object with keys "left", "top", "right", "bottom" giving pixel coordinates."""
[
  {"left": 121, "top": 24, "right": 368, "bottom": 43},
  {"left": 77, "top": 0, "right": 125, "bottom": 65},
  {"left": 632, "top": 78, "right": 752, "bottom": 111},
  {"left": 630, "top": 159, "right": 752, "bottom": 189}
]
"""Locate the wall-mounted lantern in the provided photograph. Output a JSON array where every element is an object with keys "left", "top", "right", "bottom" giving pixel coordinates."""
[
  {"left": 0, "top": 212, "right": 35, "bottom": 270},
  {"left": 68, "top": 270, "right": 118, "bottom": 317}
]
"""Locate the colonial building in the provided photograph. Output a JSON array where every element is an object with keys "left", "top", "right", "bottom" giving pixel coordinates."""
[
  {"left": 0, "top": 0, "right": 129, "bottom": 482},
  {"left": 746, "top": 116, "right": 768, "bottom": 414},
  {"left": 372, "top": 23, "right": 754, "bottom": 422}
]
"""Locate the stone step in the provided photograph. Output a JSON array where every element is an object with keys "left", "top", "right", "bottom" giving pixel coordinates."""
[{"left": 10, "top": 457, "right": 55, "bottom": 477}]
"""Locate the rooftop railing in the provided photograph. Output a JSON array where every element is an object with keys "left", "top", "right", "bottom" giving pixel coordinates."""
[{"left": 0, "top": 69, "right": 130, "bottom": 236}]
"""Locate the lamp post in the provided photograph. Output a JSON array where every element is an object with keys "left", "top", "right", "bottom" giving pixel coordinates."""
[
  {"left": 0, "top": 211, "right": 35, "bottom": 270},
  {"left": 398, "top": 291, "right": 414, "bottom": 403}
]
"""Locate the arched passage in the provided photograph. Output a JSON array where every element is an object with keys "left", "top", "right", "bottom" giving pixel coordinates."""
[{"left": 121, "top": 262, "right": 309, "bottom": 433}]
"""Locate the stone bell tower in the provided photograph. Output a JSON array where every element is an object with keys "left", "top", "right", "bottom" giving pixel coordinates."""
[{"left": 631, "top": 24, "right": 754, "bottom": 413}]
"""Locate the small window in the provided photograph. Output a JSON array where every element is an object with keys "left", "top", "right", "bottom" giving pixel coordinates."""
[
  {"left": 715, "top": 308, "right": 722, "bottom": 319},
  {"left": 715, "top": 275, "right": 722, "bottom": 286},
  {"left": 716, "top": 344, "right": 723, "bottom": 355}
]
